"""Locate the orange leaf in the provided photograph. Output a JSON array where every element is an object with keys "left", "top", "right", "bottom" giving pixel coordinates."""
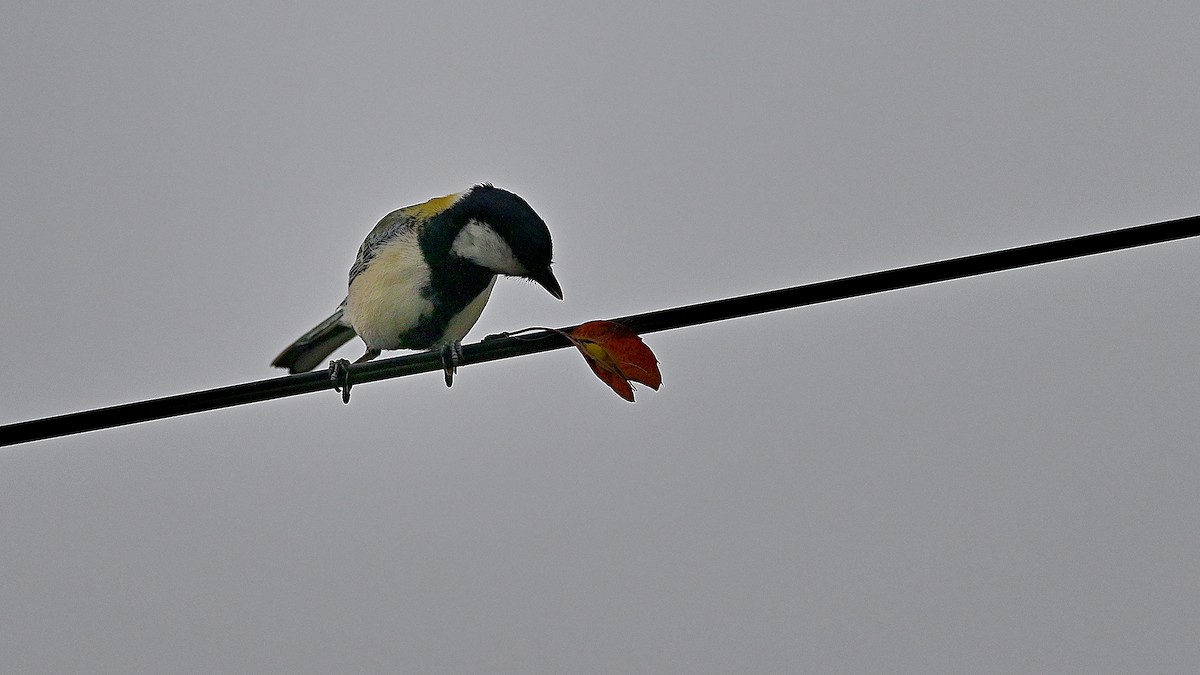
[{"left": 567, "top": 321, "right": 662, "bottom": 401}]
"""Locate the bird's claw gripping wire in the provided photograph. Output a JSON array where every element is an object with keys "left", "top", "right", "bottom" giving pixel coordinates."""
[
  {"left": 329, "top": 359, "right": 353, "bottom": 404},
  {"left": 441, "top": 342, "right": 464, "bottom": 388}
]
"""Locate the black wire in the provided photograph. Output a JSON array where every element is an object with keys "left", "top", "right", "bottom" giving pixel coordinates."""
[{"left": 3, "top": 214, "right": 1198, "bottom": 447}]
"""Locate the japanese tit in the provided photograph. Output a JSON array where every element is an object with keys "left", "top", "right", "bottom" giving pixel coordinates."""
[{"left": 272, "top": 184, "right": 562, "bottom": 374}]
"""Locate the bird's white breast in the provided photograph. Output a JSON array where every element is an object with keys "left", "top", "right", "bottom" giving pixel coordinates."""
[
  {"left": 344, "top": 228, "right": 433, "bottom": 350},
  {"left": 441, "top": 276, "right": 496, "bottom": 344}
]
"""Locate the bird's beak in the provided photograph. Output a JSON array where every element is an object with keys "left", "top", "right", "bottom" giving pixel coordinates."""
[{"left": 532, "top": 266, "right": 563, "bottom": 300}]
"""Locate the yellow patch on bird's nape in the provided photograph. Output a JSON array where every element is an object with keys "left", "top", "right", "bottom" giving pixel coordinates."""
[{"left": 405, "top": 190, "right": 468, "bottom": 220}]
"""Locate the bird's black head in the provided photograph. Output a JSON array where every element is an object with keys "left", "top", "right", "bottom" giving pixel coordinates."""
[{"left": 446, "top": 184, "right": 562, "bottom": 299}]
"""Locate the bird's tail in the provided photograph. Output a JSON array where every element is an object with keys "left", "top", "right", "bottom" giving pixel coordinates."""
[{"left": 271, "top": 305, "right": 358, "bottom": 374}]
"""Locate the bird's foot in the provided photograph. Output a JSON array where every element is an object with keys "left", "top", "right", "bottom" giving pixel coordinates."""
[
  {"left": 441, "top": 341, "right": 464, "bottom": 388},
  {"left": 329, "top": 358, "right": 353, "bottom": 404},
  {"left": 354, "top": 348, "right": 381, "bottom": 364}
]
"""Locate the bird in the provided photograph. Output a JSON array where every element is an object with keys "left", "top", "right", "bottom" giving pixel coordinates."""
[{"left": 272, "top": 184, "right": 562, "bottom": 384}]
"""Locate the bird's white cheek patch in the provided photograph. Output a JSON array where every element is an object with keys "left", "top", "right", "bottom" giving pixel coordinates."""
[
  {"left": 345, "top": 231, "right": 434, "bottom": 350},
  {"left": 451, "top": 220, "right": 528, "bottom": 275}
]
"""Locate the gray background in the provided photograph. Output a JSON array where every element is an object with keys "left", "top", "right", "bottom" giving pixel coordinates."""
[{"left": 2, "top": 2, "right": 1198, "bottom": 672}]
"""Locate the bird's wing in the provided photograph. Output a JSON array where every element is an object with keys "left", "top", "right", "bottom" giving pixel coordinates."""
[
  {"left": 348, "top": 190, "right": 468, "bottom": 286},
  {"left": 349, "top": 208, "right": 417, "bottom": 286}
]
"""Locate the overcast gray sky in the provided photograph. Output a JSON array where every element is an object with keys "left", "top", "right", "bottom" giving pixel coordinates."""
[{"left": 2, "top": 2, "right": 1199, "bottom": 672}]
